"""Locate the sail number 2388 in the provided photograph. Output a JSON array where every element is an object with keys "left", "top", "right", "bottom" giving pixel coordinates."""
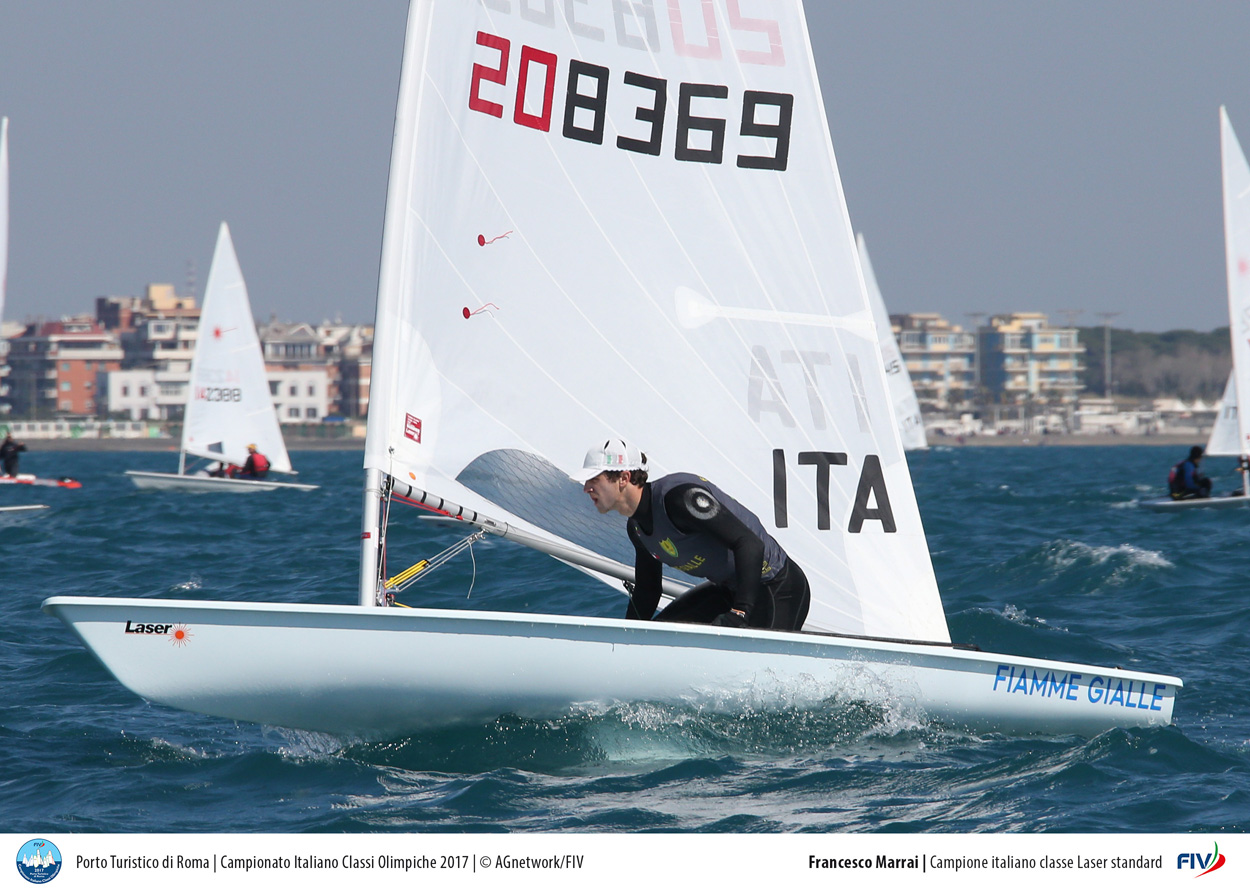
[
  {"left": 469, "top": 31, "right": 793, "bottom": 170},
  {"left": 196, "top": 387, "right": 242, "bottom": 403}
]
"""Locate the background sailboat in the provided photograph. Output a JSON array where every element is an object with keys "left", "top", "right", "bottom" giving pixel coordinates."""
[
  {"left": 858, "top": 234, "right": 927, "bottom": 451},
  {"left": 1, "top": 116, "right": 8, "bottom": 337},
  {"left": 125, "top": 223, "right": 316, "bottom": 493},
  {"left": 46, "top": 2, "right": 1177, "bottom": 739},
  {"left": 0, "top": 117, "right": 70, "bottom": 504},
  {"left": 1147, "top": 106, "right": 1250, "bottom": 511}
]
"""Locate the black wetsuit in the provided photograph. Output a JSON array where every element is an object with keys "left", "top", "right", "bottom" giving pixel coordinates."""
[
  {"left": 0, "top": 438, "right": 26, "bottom": 476},
  {"left": 626, "top": 474, "right": 810, "bottom": 631},
  {"left": 1168, "top": 458, "right": 1211, "bottom": 499}
]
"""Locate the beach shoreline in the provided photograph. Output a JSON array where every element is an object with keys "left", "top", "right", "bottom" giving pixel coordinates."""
[
  {"left": 7, "top": 433, "right": 1211, "bottom": 451},
  {"left": 11, "top": 437, "right": 366, "bottom": 452}
]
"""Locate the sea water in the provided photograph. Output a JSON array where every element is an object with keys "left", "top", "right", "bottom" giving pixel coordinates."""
[{"left": 1, "top": 445, "right": 1247, "bottom": 833}]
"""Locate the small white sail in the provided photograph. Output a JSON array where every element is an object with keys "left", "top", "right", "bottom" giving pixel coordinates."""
[
  {"left": 182, "top": 223, "right": 293, "bottom": 473},
  {"left": 365, "top": 2, "right": 947, "bottom": 641},
  {"left": 1, "top": 116, "right": 8, "bottom": 329},
  {"left": 1206, "top": 371, "right": 1239, "bottom": 456},
  {"left": 858, "top": 234, "right": 927, "bottom": 451},
  {"left": 1219, "top": 107, "right": 1250, "bottom": 458}
]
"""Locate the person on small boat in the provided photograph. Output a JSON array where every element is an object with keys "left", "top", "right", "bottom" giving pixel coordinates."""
[
  {"left": 574, "top": 438, "right": 810, "bottom": 631},
  {"left": 1168, "top": 445, "right": 1212, "bottom": 500},
  {"left": 236, "top": 444, "right": 270, "bottom": 480},
  {"left": 1, "top": 433, "right": 28, "bottom": 476}
]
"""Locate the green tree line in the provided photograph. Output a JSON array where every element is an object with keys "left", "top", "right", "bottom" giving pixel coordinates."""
[{"left": 1077, "top": 327, "right": 1231, "bottom": 401}]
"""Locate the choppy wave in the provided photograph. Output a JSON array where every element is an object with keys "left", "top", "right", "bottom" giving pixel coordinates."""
[{"left": 4, "top": 446, "right": 1249, "bottom": 833}]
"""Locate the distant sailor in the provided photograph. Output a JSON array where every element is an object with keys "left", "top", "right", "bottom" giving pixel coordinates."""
[
  {"left": 1, "top": 432, "right": 28, "bottom": 476},
  {"left": 237, "top": 444, "right": 270, "bottom": 480},
  {"left": 574, "top": 438, "right": 810, "bottom": 631},
  {"left": 1168, "top": 445, "right": 1212, "bottom": 500}
]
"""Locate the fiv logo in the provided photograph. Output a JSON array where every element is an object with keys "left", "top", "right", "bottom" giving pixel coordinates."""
[{"left": 1177, "top": 841, "right": 1225, "bottom": 877}]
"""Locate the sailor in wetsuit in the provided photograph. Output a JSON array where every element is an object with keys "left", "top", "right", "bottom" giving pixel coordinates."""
[
  {"left": 1168, "top": 445, "right": 1212, "bottom": 499},
  {"left": 574, "top": 438, "right": 810, "bottom": 631}
]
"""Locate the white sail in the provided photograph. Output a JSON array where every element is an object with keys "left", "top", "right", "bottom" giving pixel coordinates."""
[
  {"left": 42, "top": 0, "right": 1182, "bottom": 741},
  {"left": 1, "top": 116, "right": 8, "bottom": 328},
  {"left": 365, "top": 1, "right": 946, "bottom": 641},
  {"left": 1206, "top": 371, "right": 1239, "bottom": 456},
  {"left": 857, "top": 234, "right": 927, "bottom": 451},
  {"left": 181, "top": 223, "right": 293, "bottom": 473},
  {"left": 1220, "top": 106, "right": 1250, "bottom": 458}
]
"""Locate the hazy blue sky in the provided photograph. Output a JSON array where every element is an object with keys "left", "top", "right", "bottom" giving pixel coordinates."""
[{"left": 3, "top": 1, "right": 1250, "bottom": 331}]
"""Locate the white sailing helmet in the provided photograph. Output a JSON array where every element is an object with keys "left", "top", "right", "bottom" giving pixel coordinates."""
[{"left": 571, "top": 438, "right": 647, "bottom": 483}]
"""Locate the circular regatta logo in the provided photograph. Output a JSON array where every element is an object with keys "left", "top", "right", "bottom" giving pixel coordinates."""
[{"left": 16, "top": 839, "right": 62, "bottom": 884}]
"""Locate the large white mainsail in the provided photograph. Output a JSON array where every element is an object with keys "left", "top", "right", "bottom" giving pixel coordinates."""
[
  {"left": 181, "top": 222, "right": 293, "bottom": 474},
  {"left": 858, "top": 234, "right": 927, "bottom": 451},
  {"left": 1217, "top": 107, "right": 1250, "bottom": 465},
  {"left": 365, "top": 1, "right": 946, "bottom": 641},
  {"left": 1, "top": 117, "right": 8, "bottom": 332}
]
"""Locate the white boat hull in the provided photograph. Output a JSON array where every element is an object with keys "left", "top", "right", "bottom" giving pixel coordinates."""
[
  {"left": 0, "top": 504, "right": 49, "bottom": 524},
  {"left": 42, "top": 597, "right": 1181, "bottom": 740},
  {"left": 125, "top": 471, "right": 318, "bottom": 492},
  {"left": 1142, "top": 494, "right": 1250, "bottom": 512}
]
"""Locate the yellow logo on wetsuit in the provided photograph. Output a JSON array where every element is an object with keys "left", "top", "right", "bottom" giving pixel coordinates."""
[
  {"left": 677, "top": 555, "right": 706, "bottom": 574},
  {"left": 660, "top": 538, "right": 678, "bottom": 558}
]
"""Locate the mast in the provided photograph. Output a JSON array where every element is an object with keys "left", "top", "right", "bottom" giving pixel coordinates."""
[
  {"left": 358, "top": 467, "right": 384, "bottom": 606},
  {"left": 358, "top": 1, "right": 427, "bottom": 607}
]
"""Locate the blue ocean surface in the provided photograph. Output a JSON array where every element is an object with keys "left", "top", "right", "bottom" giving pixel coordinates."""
[{"left": 1, "top": 445, "right": 1247, "bottom": 833}]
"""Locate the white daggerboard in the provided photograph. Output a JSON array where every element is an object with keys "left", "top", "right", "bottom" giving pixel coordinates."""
[
  {"left": 858, "top": 234, "right": 927, "bottom": 451},
  {"left": 45, "top": 2, "right": 1179, "bottom": 740}
]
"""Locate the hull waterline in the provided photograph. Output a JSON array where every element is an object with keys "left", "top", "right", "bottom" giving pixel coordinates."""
[
  {"left": 125, "top": 470, "right": 318, "bottom": 493},
  {"left": 1142, "top": 494, "right": 1250, "bottom": 512},
  {"left": 43, "top": 596, "right": 1181, "bottom": 740}
]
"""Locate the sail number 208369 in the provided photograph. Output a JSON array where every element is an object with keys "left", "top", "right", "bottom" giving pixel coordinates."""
[{"left": 469, "top": 31, "right": 793, "bottom": 170}]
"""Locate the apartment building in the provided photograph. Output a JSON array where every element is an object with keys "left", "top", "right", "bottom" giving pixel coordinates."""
[
  {"left": 892, "top": 312, "right": 977, "bottom": 409},
  {"left": 980, "top": 312, "right": 1085, "bottom": 405},
  {"left": 3, "top": 316, "right": 123, "bottom": 416}
]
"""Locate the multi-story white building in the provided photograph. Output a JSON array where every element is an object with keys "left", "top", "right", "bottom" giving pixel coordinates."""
[
  {"left": 980, "top": 312, "right": 1085, "bottom": 405},
  {"left": 892, "top": 312, "right": 977, "bottom": 409},
  {"left": 269, "top": 369, "right": 329, "bottom": 422}
]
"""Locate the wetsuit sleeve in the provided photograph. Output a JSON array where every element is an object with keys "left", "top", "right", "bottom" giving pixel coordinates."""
[
  {"left": 626, "top": 523, "right": 664, "bottom": 621},
  {"left": 664, "top": 484, "right": 765, "bottom": 616}
]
